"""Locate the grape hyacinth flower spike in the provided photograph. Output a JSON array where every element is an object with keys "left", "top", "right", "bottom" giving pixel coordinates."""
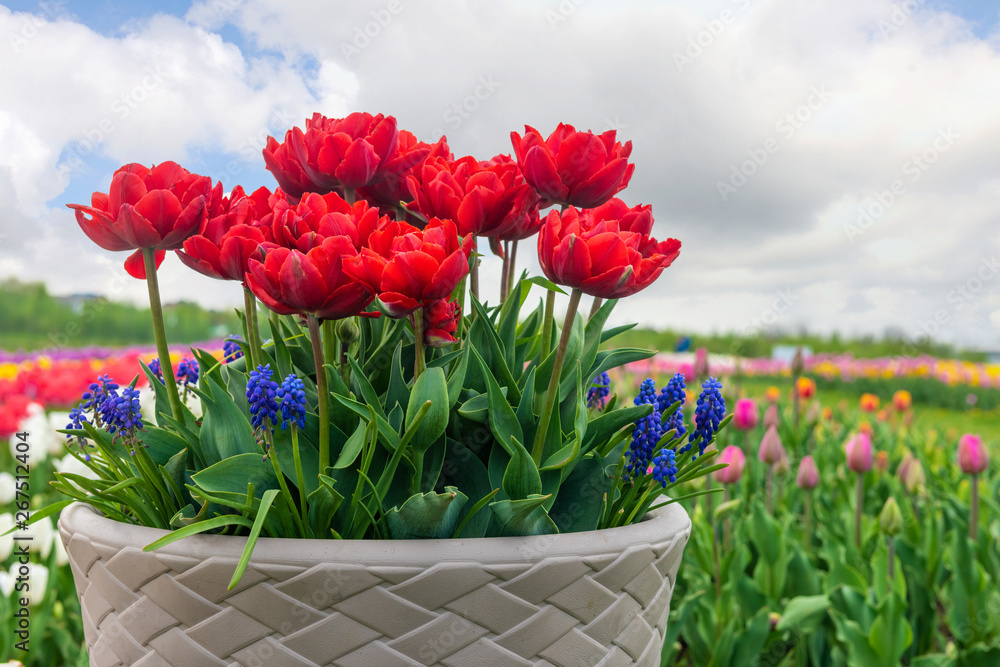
[
  {"left": 650, "top": 448, "right": 678, "bottom": 488},
  {"left": 246, "top": 364, "right": 279, "bottom": 439},
  {"left": 587, "top": 372, "right": 611, "bottom": 410},
  {"left": 624, "top": 378, "right": 662, "bottom": 481},
  {"left": 65, "top": 406, "right": 93, "bottom": 460},
  {"left": 277, "top": 374, "right": 307, "bottom": 430},
  {"left": 148, "top": 358, "right": 165, "bottom": 384},
  {"left": 107, "top": 385, "right": 146, "bottom": 455},
  {"left": 658, "top": 372, "right": 687, "bottom": 449},
  {"left": 693, "top": 377, "right": 726, "bottom": 456},
  {"left": 223, "top": 335, "right": 245, "bottom": 363}
]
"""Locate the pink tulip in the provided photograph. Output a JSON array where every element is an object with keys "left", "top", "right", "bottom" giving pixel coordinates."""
[
  {"left": 733, "top": 398, "right": 759, "bottom": 432},
  {"left": 713, "top": 446, "right": 745, "bottom": 485},
  {"left": 758, "top": 425, "right": 784, "bottom": 465},
  {"left": 763, "top": 403, "right": 779, "bottom": 430},
  {"left": 845, "top": 433, "right": 873, "bottom": 473},
  {"left": 797, "top": 455, "right": 819, "bottom": 490},
  {"left": 958, "top": 433, "right": 989, "bottom": 475}
]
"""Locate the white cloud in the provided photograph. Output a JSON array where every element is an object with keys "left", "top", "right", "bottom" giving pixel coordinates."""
[{"left": 1, "top": 0, "right": 1000, "bottom": 349}]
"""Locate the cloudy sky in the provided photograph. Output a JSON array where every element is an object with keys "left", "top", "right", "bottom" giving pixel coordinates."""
[{"left": 1, "top": 0, "right": 999, "bottom": 350}]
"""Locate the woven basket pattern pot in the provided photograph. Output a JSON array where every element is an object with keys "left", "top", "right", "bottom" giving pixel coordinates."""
[{"left": 59, "top": 502, "right": 690, "bottom": 667}]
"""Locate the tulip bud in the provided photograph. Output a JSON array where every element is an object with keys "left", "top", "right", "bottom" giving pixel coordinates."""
[
  {"left": 795, "top": 377, "right": 816, "bottom": 400},
  {"left": 769, "top": 612, "right": 782, "bottom": 631},
  {"left": 733, "top": 398, "right": 759, "bottom": 432},
  {"left": 845, "top": 433, "right": 873, "bottom": 473},
  {"left": 713, "top": 445, "right": 745, "bottom": 485},
  {"left": 858, "top": 421, "right": 873, "bottom": 437},
  {"left": 763, "top": 404, "right": 779, "bottom": 430},
  {"left": 860, "top": 393, "right": 880, "bottom": 413},
  {"left": 896, "top": 450, "right": 914, "bottom": 483},
  {"left": 758, "top": 425, "right": 783, "bottom": 465},
  {"left": 874, "top": 450, "right": 889, "bottom": 473},
  {"left": 336, "top": 318, "right": 360, "bottom": 345},
  {"left": 879, "top": 497, "right": 903, "bottom": 537},
  {"left": 806, "top": 402, "right": 821, "bottom": 423},
  {"left": 958, "top": 433, "right": 989, "bottom": 475},
  {"left": 821, "top": 406, "right": 833, "bottom": 421},
  {"left": 903, "top": 459, "right": 926, "bottom": 496},
  {"left": 892, "top": 390, "right": 912, "bottom": 412},
  {"left": 796, "top": 455, "right": 819, "bottom": 490},
  {"left": 765, "top": 386, "right": 780, "bottom": 403}
]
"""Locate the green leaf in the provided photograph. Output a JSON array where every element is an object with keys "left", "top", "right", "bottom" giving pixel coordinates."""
[
  {"left": 778, "top": 595, "right": 830, "bottom": 634},
  {"left": 445, "top": 344, "right": 469, "bottom": 409},
  {"left": 333, "top": 421, "right": 368, "bottom": 469},
  {"left": 582, "top": 404, "right": 652, "bottom": 456},
  {"left": 383, "top": 487, "right": 468, "bottom": 539},
  {"left": 443, "top": 438, "right": 494, "bottom": 538},
  {"left": 143, "top": 514, "right": 253, "bottom": 552},
  {"left": 384, "top": 342, "right": 409, "bottom": 414},
  {"left": 471, "top": 346, "right": 523, "bottom": 457},
  {"left": 502, "top": 436, "right": 542, "bottom": 500},
  {"left": 191, "top": 453, "right": 279, "bottom": 498},
  {"left": 192, "top": 373, "right": 259, "bottom": 463},
  {"left": 580, "top": 298, "right": 616, "bottom": 378},
  {"left": 348, "top": 357, "right": 388, "bottom": 421},
  {"left": 547, "top": 455, "right": 605, "bottom": 533},
  {"left": 457, "top": 392, "right": 490, "bottom": 423},
  {"left": 731, "top": 608, "right": 772, "bottom": 667},
  {"left": 307, "top": 475, "right": 344, "bottom": 537},
  {"left": 228, "top": 489, "right": 279, "bottom": 589},
  {"left": 333, "top": 394, "right": 401, "bottom": 451},
  {"left": 524, "top": 276, "right": 566, "bottom": 294},
  {"left": 489, "top": 495, "right": 558, "bottom": 537}
]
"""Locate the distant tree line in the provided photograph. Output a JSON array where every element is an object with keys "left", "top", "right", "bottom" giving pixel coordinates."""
[{"left": 0, "top": 278, "right": 241, "bottom": 351}]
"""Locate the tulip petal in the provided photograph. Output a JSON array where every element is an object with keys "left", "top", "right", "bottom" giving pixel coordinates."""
[
  {"left": 278, "top": 250, "right": 327, "bottom": 312},
  {"left": 382, "top": 250, "right": 439, "bottom": 298},
  {"left": 426, "top": 250, "right": 471, "bottom": 300},
  {"left": 378, "top": 291, "right": 421, "bottom": 317},
  {"left": 124, "top": 249, "right": 164, "bottom": 280},
  {"left": 573, "top": 158, "right": 629, "bottom": 208},
  {"left": 522, "top": 145, "right": 567, "bottom": 203},
  {"left": 219, "top": 232, "right": 265, "bottom": 282},
  {"left": 133, "top": 190, "right": 184, "bottom": 241},
  {"left": 109, "top": 171, "right": 147, "bottom": 214},
  {"left": 177, "top": 235, "right": 224, "bottom": 280},
  {"left": 68, "top": 205, "right": 134, "bottom": 251},
  {"left": 555, "top": 132, "right": 606, "bottom": 184},
  {"left": 116, "top": 204, "right": 163, "bottom": 248}
]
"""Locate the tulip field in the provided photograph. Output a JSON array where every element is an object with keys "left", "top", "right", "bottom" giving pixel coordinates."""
[{"left": 1, "top": 346, "right": 998, "bottom": 665}]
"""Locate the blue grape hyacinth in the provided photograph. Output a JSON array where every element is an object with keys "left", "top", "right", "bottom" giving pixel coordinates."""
[
  {"left": 693, "top": 377, "right": 726, "bottom": 455},
  {"left": 223, "top": 336, "right": 245, "bottom": 363},
  {"left": 81, "top": 375, "right": 119, "bottom": 427},
  {"left": 277, "top": 374, "right": 307, "bottom": 430},
  {"left": 624, "top": 378, "right": 663, "bottom": 481},
  {"left": 650, "top": 448, "right": 678, "bottom": 488},
  {"left": 176, "top": 357, "right": 199, "bottom": 387},
  {"left": 587, "top": 372, "right": 611, "bottom": 410},
  {"left": 148, "top": 358, "right": 165, "bottom": 384},
  {"left": 246, "top": 364, "right": 280, "bottom": 433},
  {"left": 107, "top": 385, "right": 145, "bottom": 454},
  {"left": 659, "top": 373, "right": 688, "bottom": 449},
  {"left": 65, "top": 406, "right": 93, "bottom": 459}
]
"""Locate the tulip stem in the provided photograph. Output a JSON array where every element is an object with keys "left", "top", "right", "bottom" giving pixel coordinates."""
[
  {"left": 722, "top": 488, "right": 731, "bottom": 552},
  {"left": 887, "top": 535, "right": 895, "bottom": 581},
  {"left": 412, "top": 308, "right": 426, "bottom": 380},
  {"left": 970, "top": 473, "right": 979, "bottom": 541},
  {"left": 470, "top": 255, "right": 480, "bottom": 304},
  {"left": 854, "top": 474, "right": 864, "bottom": 550},
  {"left": 507, "top": 239, "right": 519, "bottom": 298},
  {"left": 265, "top": 429, "right": 306, "bottom": 536},
  {"left": 500, "top": 240, "right": 510, "bottom": 303},
  {"left": 343, "top": 188, "right": 355, "bottom": 205},
  {"left": 142, "top": 248, "right": 185, "bottom": 425},
  {"left": 323, "top": 320, "right": 337, "bottom": 379},
  {"left": 306, "top": 314, "right": 330, "bottom": 473},
  {"left": 531, "top": 288, "right": 583, "bottom": 465},
  {"left": 541, "top": 289, "right": 556, "bottom": 356},
  {"left": 243, "top": 288, "right": 263, "bottom": 370},
  {"left": 765, "top": 468, "right": 773, "bottom": 515},
  {"left": 803, "top": 491, "right": 812, "bottom": 549},
  {"left": 588, "top": 297, "right": 604, "bottom": 320},
  {"left": 712, "top": 512, "right": 721, "bottom": 600}
]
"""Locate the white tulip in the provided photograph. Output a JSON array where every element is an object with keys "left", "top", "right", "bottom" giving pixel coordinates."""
[
  {"left": 0, "top": 473, "right": 14, "bottom": 506},
  {"left": 55, "top": 453, "right": 98, "bottom": 480},
  {"left": 7, "top": 563, "right": 49, "bottom": 606},
  {"left": 22, "top": 516, "right": 53, "bottom": 559},
  {"left": 52, "top": 533, "right": 69, "bottom": 567},
  {"left": 47, "top": 411, "right": 73, "bottom": 456},
  {"left": 0, "top": 571, "right": 13, "bottom": 598}
]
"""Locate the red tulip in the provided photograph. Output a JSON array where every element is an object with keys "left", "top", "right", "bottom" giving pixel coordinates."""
[
  {"left": 537, "top": 203, "right": 681, "bottom": 298},
  {"left": 423, "top": 297, "right": 461, "bottom": 348},
  {"left": 345, "top": 218, "right": 472, "bottom": 317},
  {"left": 358, "top": 132, "right": 451, "bottom": 214},
  {"left": 264, "top": 112, "right": 425, "bottom": 199},
  {"left": 175, "top": 186, "right": 277, "bottom": 282},
  {"left": 406, "top": 154, "right": 539, "bottom": 238},
  {"left": 496, "top": 201, "right": 543, "bottom": 243},
  {"left": 245, "top": 236, "right": 373, "bottom": 321},
  {"left": 268, "top": 191, "right": 387, "bottom": 252},
  {"left": 67, "top": 162, "right": 212, "bottom": 278},
  {"left": 511, "top": 123, "right": 634, "bottom": 208}
]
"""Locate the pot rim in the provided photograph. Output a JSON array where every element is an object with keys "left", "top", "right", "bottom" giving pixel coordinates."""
[{"left": 59, "top": 500, "right": 691, "bottom": 567}]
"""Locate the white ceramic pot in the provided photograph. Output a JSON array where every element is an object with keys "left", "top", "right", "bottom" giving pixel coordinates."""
[{"left": 59, "top": 501, "right": 690, "bottom": 667}]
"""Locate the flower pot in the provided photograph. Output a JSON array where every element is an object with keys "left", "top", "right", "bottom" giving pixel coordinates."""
[{"left": 59, "top": 501, "right": 690, "bottom": 667}]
